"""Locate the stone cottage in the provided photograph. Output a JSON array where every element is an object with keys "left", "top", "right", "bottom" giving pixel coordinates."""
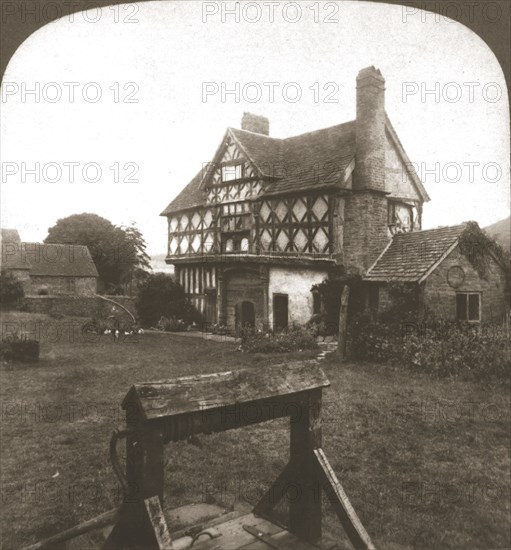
[
  {"left": 1, "top": 229, "right": 99, "bottom": 296},
  {"left": 160, "top": 66, "right": 507, "bottom": 330},
  {"left": 365, "top": 223, "right": 508, "bottom": 322}
]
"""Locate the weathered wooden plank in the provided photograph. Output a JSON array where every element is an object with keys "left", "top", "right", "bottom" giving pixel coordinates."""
[
  {"left": 168, "top": 507, "right": 246, "bottom": 542},
  {"left": 144, "top": 496, "right": 173, "bottom": 548},
  {"left": 189, "top": 513, "right": 283, "bottom": 550},
  {"left": 289, "top": 389, "right": 323, "bottom": 545},
  {"left": 22, "top": 507, "right": 119, "bottom": 550},
  {"left": 122, "top": 364, "right": 330, "bottom": 421},
  {"left": 313, "top": 448, "right": 375, "bottom": 550},
  {"left": 240, "top": 528, "right": 318, "bottom": 549}
]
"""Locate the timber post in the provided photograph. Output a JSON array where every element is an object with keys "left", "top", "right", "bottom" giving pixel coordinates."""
[{"left": 337, "top": 284, "right": 350, "bottom": 360}]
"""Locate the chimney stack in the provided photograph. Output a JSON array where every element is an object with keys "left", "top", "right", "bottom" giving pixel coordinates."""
[
  {"left": 354, "top": 66, "right": 386, "bottom": 191},
  {"left": 241, "top": 112, "right": 270, "bottom": 136}
]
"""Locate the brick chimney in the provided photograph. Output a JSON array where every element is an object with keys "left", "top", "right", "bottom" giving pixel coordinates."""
[
  {"left": 241, "top": 112, "right": 269, "bottom": 136},
  {"left": 354, "top": 66, "right": 386, "bottom": 191},
  {"left": 343, "top": 67, "right": 390, "bottom": 272}
]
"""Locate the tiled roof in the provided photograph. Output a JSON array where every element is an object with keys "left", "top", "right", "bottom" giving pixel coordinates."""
[
  {"left": 364, "top": 224, "right": 467, "bottom": 282},
  {"left": 230, "top": 128, "right": 283, "bottom": 176},
  {"left": 22, "top": 243, "right": 99, "bottom": 277},
  {"left": 1, "top": 230, "right": 99, "bottom": 277},
  {"left": 160, "top": 170, "right": 205, "bottom": 215},
  {"left": 264, "top": 121, "right": 356, "bottom": 196},
  {"left": 161, "top": 115, "right": 428, "bottom": 214},
  {"left": 231, "top": 123, "right": 356, "bottom": 196},
  {"left": 161, "top": 122, "right": 355, "bottom": 214}
]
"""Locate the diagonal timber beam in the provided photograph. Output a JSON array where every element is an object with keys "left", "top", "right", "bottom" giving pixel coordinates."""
[{"left": 313, "top": 448, "right": 375, "bottom": 550}]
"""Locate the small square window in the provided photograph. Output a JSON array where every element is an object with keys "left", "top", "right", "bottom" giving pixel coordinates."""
[
  {"left": 456, "top": 292, "right": 480, "bottom": 322},
  {"left": 221, "top": 164, "right": 242, "bottom": 182}
]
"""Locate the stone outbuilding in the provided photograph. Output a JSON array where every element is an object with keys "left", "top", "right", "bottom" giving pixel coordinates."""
[
  {"left": 364, "top": 223, "right": 508, "bottom": 323},
  {"left": 1, "top": 229, "right": 98, "bottom": 296}
]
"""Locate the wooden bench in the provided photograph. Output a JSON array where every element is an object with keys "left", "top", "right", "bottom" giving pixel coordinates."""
[{"left": 25, "top": 364, "right": 375, "bottom": 550}]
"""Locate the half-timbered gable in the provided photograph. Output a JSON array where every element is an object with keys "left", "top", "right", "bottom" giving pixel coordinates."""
[{"left": 161, "top": 67, "right": 431, "bottom": 330}]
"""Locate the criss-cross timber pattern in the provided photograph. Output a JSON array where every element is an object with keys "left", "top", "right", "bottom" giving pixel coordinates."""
[
  {"left": 103, "top": 364, "right": 375, "bottom": 550},
  {"left": 167, "top": 208, "right": 217, "bottom": 256},
  {"left": 257, "top": 195, "right": 332, "bottom": 254}
]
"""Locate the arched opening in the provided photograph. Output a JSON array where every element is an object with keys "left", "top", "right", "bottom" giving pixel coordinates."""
[{"left": 236, "top": 300, "right": 255, "bottom": 329}]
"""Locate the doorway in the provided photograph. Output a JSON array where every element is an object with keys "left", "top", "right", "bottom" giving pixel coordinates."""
[
  {"left": 237, "top": 300, "right": 255, "bottom": 329},
  {"left": 273, "top": 294, "right": 288, "bottom": 331},
  {"left": 204, "top": 289, "right": 217, "bottom": 326}
]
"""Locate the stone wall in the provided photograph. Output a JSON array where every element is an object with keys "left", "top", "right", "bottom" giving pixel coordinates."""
[
  {"left": 21, "top": 295, "right": 136, "bottom": 322},
  {"left": 28, "top": 276, "right": 97, "bottom": 296},
  {"left": 423, "top": 247, "right": 508, "bottom": 322},
  {"left": 343, "top": 191, "right": 390, "bottom": 273}
]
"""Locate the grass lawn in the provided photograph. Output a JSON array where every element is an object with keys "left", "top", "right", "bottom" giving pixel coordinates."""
[{"left": 1, "top": 313, "right": 510, "bottom": 549}]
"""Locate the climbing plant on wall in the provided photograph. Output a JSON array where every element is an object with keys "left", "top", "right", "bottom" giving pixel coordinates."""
[{"left": 458, "top": 221, "right": 507, "bottom": 280}]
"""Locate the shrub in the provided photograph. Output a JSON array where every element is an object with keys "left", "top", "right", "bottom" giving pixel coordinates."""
[
  {"left": 209, "top": 323, "right": 230, "bottom": 335},
  {"left": 0, "top": 270, "right": 24, "bottom": 308},
  {"left": 156, "top": 316, "right": 187, "bottom": 332},
  {"left": 348, "top": 315, "right": 510, "bottom": 383},
  {"left": 0, "top": 334, "right": 40, "bottom": 363},
  {"left": 306, "top": 314, "right": 331, "bottom": 337},
  {"left": 86, "top": 316, "right": 139, "bottom": 335},
  {"left": 241, "top": 325, "right": 318, "bottom": 354},
  {"left": 136, "top": 273, "right": 201, "bottom": 327}
]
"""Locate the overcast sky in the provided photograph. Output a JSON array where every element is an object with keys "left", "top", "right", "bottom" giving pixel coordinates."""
[{"left": 1, "top": 0, "right": 509, "bottom": 255}]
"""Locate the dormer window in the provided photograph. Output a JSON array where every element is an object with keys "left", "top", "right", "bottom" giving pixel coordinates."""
[{"left": 222, "top": 163, "right": 243, "bottom": 182}]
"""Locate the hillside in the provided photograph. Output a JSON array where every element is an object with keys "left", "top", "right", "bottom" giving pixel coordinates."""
[
  {"left": 484, "top": 217, "right": 510, "bottom": 252},
  {"left": 149, "top": 253, "right": 174, "bottom": 274}
]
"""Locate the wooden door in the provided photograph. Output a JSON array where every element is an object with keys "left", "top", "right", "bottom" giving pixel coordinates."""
[{"left": 273, "top": 294, "right": 288, "bottom": 331}]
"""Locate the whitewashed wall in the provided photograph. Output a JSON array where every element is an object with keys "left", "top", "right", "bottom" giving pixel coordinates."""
[{"left": 268, "top": 267, "right": 327, "bottom": 327}]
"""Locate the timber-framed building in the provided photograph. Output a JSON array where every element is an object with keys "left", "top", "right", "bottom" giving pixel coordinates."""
[{"left": 161, "top": 67, "right": 507, "bottom": 329}]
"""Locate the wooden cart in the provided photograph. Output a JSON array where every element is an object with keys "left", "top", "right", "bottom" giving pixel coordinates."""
[{"left": 25, "top": 364, "right": 375, "bottom": 550}]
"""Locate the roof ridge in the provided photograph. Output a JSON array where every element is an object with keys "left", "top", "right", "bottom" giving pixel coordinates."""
[
  {"left": 230, "top": 120, "right": 356, "bottom": 142},
  {"left": 229, "top": 127, "right": 281, "bottom": 140},
  {"left": 393, "top": 223, "right": 467, "bottom": 236},
  {"left": 22, "top": 241, "right": 91, "bottom": 248},
  {"left": 283, "top": 120, "right": 355, "bottom": 142}
]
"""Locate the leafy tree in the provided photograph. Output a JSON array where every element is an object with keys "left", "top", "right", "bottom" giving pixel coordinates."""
[
  {"left": 0, "top": 270, "right": 24, "bottom": 308},
  {"left": 136, "top": 273, "right": 199, "bottom": 327},
  {"left": 44, "top": 213, "right": 150, "bottom": 292}
]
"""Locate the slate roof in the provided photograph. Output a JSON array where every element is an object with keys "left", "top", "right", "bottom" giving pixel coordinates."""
[
  {"left": 364, "top": 224, "right": 467, "bottom": 282},
  {"left": 22, "top": 243, "right": 99, "bottom": 277},
  {"left": 161, "top": 121, "right": 356, "bottom": 215},
  {"left": 230, "top": 127, "right": 283, "bottom": 175},
  {"left": 161, "top": 115, "right": 428, "bottom": 215},
  {"left": 262, "top": 121, "right": 356, "bottom": 196},
  {"left": 1, "top": 229, "right": 98, "bottom": 277},
  {"left": 161, "top": 170, "right": 206, "bottom": 214}
]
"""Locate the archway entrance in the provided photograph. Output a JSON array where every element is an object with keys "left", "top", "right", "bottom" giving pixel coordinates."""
[
  {"left": 237, "top": 300, "right": 255, "bottom": 329},
  {"left": 224, "top": 269, "right": 266, "bottom": 331}
]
